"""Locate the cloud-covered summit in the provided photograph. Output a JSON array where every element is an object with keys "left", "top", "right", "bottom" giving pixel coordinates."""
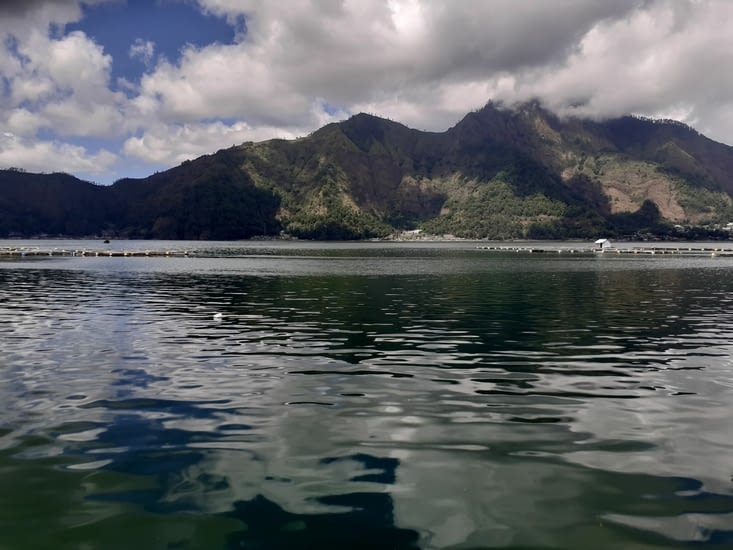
[{"left": 1, "top": 0, "right": 732, "bottom": 183}]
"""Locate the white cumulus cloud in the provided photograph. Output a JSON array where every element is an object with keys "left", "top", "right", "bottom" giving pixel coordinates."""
[
  {"left": 0, "top": 132, "right": 117, "bottom": 176},
  {"left": 129, "top": 38, "right": 155, "bottom": 67},
  {"left": 123, "top": 100, "right": 345, "bottom": 165},
  {"left": 2, "top": 0, "right": 733, "bottom": 181}
]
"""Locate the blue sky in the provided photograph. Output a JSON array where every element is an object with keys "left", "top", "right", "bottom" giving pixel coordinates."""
[
  {"left": 1, "top": 0, "right": 733, "bottom": 184},
  {"left": 67, "top": 1, "right": 241, "bottom": 92}
]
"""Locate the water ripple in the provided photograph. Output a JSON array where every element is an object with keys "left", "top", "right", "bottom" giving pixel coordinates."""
[{"left": 2, "top": 246, "right": 733, "bottom": 548}]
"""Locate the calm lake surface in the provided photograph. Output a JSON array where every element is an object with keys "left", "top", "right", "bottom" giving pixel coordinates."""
[{"left": 1, "top": 240, "right": 733, "bottom": 549}]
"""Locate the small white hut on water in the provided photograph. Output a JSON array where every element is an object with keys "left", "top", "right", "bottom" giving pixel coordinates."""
[{"left": 594, "top": 238, "right": 612, "bottom": 250}]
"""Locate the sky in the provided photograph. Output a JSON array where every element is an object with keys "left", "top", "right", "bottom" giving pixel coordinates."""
[{"left": 1, "top": 0, "right": 733, "bottom": 184}]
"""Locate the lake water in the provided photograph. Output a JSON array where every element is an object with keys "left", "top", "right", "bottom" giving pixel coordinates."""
[{"left": 1, "top": 240, "right": 733, "bottom": 549}]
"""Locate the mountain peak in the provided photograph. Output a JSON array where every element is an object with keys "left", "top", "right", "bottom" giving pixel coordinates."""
[{"left": 2, "top": 103, "right": 733, "bottom": 240}]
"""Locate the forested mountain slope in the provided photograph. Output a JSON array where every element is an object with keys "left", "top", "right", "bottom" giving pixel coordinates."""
[{"left": 3, "top": 101, "right": 733, "bottom": 239}]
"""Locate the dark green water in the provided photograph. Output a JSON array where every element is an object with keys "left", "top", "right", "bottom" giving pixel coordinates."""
[{"left": 1, "top": 241, "right": 733, "bottom": 549}]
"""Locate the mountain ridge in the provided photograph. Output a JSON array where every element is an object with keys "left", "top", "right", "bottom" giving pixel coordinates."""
[{"left": 2, "top": 101, "right": 733, "bottom": 240}]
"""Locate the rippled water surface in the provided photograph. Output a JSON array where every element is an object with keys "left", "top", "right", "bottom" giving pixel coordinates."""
[{"left": 2, "top": 240, "right": 733, "bottom": 549}]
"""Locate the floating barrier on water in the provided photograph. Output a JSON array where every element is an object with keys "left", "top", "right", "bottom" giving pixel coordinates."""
[
  {"left": 0, "top": 247, "right": 190, "bottom": 258},
  {"left": 476, "top": 245, "right": 733, "bottom": 257},
  {"left": 2, "top": 244, "right": 733, "bottom": 259}
]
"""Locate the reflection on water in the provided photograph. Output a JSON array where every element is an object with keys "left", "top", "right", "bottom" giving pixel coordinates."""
[{"left": 1, "top": 242, "right": 733, "bottom": 549}]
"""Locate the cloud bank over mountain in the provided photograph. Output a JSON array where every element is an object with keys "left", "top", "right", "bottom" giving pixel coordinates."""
[{"left": 1, "top": 0, "right": 732, "bottom": 182}]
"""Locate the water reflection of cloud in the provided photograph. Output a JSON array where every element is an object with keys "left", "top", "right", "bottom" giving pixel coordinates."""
[{"left": 4, "top": 255, "right": 733, "bottom": 548}]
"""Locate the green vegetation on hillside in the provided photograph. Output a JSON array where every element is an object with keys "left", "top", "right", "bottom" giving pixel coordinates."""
[
  {"left": 422, "top": 179, "right": 566, "bottom": 239},
  {"left": 2, "top": 102, "right": 733, "bottom": 240},
  {"left": 0, "top": 170, "right": 112, "bottom": 236},
  {"left": 672, "top": 179, "right": 733, "bottom": 222}
]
